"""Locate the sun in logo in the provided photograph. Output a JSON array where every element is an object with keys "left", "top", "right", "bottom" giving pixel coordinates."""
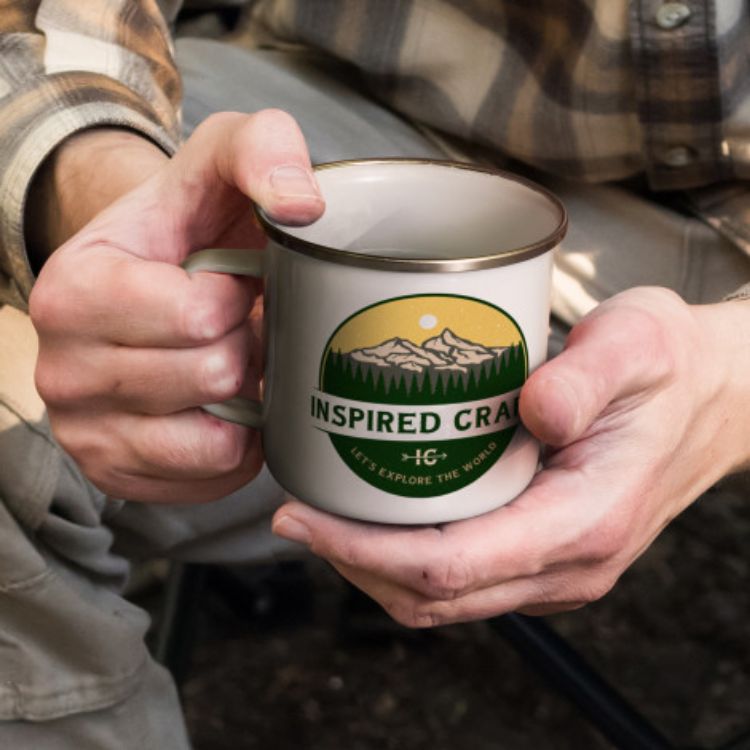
[{"left": 325, "top": 295, "right": 523, "bottom": 355}]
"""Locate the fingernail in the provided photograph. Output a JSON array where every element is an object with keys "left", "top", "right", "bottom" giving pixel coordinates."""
[
  {"left": 273, "top": 515, "right": 312, "bottom": 545},
  {"left": 270, "top": 165, "right": 321, "bottom": 199}
]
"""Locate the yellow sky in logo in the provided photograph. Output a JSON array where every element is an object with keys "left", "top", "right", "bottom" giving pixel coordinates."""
[{"left": 328, "top": 295, "right": 524, "bottom": 353}]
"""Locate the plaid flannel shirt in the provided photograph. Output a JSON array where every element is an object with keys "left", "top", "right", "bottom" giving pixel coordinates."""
[{"left": 1, "top": 0, "right": 749, "bottom": 309}]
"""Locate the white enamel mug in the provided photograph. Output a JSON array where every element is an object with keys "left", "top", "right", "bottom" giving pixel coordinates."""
[{"left": 183, "top": 159, "right": 567, "bottom": 524}]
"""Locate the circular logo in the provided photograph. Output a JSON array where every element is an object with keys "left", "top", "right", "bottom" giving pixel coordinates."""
[{"left": 311, "top": 295, "right": 528, "bottom": 498}]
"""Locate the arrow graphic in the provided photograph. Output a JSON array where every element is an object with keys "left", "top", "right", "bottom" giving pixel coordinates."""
[{"left": 401, "top": 449, "right": 448, "bottom": 466}]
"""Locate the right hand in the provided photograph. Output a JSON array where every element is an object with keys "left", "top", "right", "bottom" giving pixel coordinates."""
[{"left": 29, "top": 110, "right": 324, "bottom": 503}]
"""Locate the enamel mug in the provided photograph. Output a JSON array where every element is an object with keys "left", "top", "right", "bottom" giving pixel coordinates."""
[{"left": 183, "top": 159, "right": 567, "bottom": 524}]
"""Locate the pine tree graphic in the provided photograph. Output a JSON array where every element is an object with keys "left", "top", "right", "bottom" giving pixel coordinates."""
[{"left": 322, "top": 330, "right": 526, "bottom": 405}]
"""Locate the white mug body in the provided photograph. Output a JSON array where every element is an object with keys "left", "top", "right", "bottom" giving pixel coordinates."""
[
  {"left": 185, "top": 160, "right": 566, "bottom": 524},
  {"left": 262, "top": 242, "right": 554, "bottom": 524}
]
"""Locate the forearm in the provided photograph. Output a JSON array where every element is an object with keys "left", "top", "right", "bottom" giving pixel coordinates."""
[
  {"left": 25, "top": 129, "right": 169, "bottom": 268},
  {"left": 0, "top": 1, "right": 181, "bottom": 309}
]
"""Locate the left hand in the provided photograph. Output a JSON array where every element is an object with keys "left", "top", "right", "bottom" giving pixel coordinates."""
[
  {"left": 28, "top": 113, "right": 323, "bottom": 503},
  {"left": 272, "top": 287, "right": 750, "bottom": 626}
]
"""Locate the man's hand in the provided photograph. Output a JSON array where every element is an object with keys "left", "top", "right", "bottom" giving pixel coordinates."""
[
  {"left": 272, "top": 288, "right": 750, "bottom": 624},
  {"left": 29, "top": 110, "right": 324, "bottom": 503}
]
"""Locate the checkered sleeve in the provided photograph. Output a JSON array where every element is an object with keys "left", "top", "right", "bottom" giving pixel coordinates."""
[
  {"left": 0, "top": 0, "right": 183, "bottom": 311},
  {"left": 247, "top": 0, "right": 750, "bottom": 299}
]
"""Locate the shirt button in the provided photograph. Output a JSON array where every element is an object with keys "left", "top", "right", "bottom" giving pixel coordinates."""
[
  {"left": 659, "top": 145, "right": 695, "bottom": 168},
  {"left": 655, "top": 3, "right": 692, "bottom": 30}
]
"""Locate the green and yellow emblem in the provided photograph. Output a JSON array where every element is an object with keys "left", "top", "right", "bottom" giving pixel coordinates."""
[{"left": 311, "top": 295, "right": 528, "bottom": 498}]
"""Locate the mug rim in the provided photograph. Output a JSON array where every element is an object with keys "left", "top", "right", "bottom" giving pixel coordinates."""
[{"left": 255, "top": 158, "right": 568, "bottom": 273}]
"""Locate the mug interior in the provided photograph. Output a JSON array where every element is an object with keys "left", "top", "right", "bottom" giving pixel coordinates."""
[{"left": 273, "top": 160, "right": 563, "bottom": 262}]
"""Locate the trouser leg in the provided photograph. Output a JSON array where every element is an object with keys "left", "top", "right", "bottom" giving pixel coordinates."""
[
  {"left": 0, "top": 305, "right": 189, "bottom": 748},
  {"left": 0, "top": 661, "right": 190, "bottom": 750}
]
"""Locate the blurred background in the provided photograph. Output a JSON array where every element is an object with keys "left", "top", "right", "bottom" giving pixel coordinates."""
[
  {"left": 131, "top": 475, "right": 749, "bottom": 750},
  {"left": 132, "top": 9, "right": 750, "bottom": 749}
]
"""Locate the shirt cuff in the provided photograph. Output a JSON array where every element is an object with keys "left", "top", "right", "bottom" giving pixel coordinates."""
[
  {"left": 726, "top": 283, "right": 750, "bottom": 302},
  {"left": 0, "top": 72, "right": 180, "bottom": 311},
  {"left": 684, "top": 183, "right": 750, "bottom": 303}
]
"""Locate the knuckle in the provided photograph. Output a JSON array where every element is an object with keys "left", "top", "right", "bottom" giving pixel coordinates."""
[
  {"left": 418, "top": 552, "right": 474, "bottom": 600},
  {"left": 35, "top": 361, "right": 83, "bottom": 406},
  {"left": 34, "top": 361, "right": 59, "bottom": 404},
  {"left": 30, "top": 252, "right": 102, "bottom": 333},
  {"left": 332, "top": 538, "right": 365, "bottom": 570},
  {"left": 621, "top": 285, "right": 684, "bottom": 312},
  {"left": 622, "top": 307, "right": 668, "bottom": 352},
  {"left": 29, "top": 277, "right": 62, "bottom": 331},
  {"left": 179, "top": 294, "right": 227, "bottom": 344},
  {"left": 577, "top": 571, "right": 619, "bottom": 605},
  {"left": 599, "top": 288, "right": 691, "bottom": 377},
  {"left": 200, "top": 349, "right": 244, "bottom": 401},
  {"left": 574, "top": 513, "right": 631, "bottom": 565}
]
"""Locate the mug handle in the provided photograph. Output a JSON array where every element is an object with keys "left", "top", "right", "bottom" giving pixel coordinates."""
[{"left": 181, "top": 248, "right": 265, "bottom": 428}]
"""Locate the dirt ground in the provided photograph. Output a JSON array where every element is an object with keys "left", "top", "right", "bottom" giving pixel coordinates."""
[{"left": 159, "top": 474, "right": 750, "bottom": 750}]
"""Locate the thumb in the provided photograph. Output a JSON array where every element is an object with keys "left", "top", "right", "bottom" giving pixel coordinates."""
[
  {"left": 142, "top": 109, "right": 324, "bottom": 261},
  {"left": 520, "top": 300, "right": 673, "bottom": 446}
]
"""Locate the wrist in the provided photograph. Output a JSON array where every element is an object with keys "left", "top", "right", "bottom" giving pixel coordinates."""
[
  {"left": 25, "top": 128, "right": 169, "bottom": 269},
  {"left": 692, "top": 298, "right": 750, "bottom": 475}
]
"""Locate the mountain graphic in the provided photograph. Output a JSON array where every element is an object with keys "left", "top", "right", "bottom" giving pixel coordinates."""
[
  {"left": 346, "top": 328, "right": 508, "bottom": 376},
  {"left": 324, "top": 328, "right": 525, "bottom": 404}
]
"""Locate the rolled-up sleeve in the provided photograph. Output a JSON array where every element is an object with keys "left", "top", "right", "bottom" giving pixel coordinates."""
[{"left": 0, "top": 0, "right": 183, "bottom": 310}]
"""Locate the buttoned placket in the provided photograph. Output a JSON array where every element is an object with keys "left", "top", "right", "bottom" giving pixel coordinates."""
[{"left": 629, "top": 0, "right": 728, "bottom": 189}]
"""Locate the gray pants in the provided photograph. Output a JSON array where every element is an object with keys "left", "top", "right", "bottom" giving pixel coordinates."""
[{"left": 1, "top": 39, "right": 747, "bottom": 749}]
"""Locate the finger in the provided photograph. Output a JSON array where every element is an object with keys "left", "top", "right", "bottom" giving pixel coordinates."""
[
  {"left": 96, "top": 464, "right": 264, "bottom": 504},
  {"left": 332, "top": 561, "right": 585, "bottom": 627},
  {"left": 520, "top": 295, "right": 676, "bottom": 446},
  {"left": 37, "top": 322, "right": 256, "bottom": 414},
  {"left": 52, "top": 408, "right": 262, "bottom": 483},
  {"left": 127, "top": 410, "right": 263, "bottom": 481},
  {"left": 59, "top": 110, "right": 323, "bottom": 269},
  {"left": 32, "top": 245, "right": 258, "bottom": 347},
  {"left": 151, "top": 109, "right": 325, "bottom": 260},
  {"left": 272, "top": 468, "right": 603, "bottom": 601}
]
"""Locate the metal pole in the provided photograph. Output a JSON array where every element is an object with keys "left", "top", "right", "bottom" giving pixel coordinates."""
[{"left": 491, "top": 613, "right": 675, "bottom": 750}]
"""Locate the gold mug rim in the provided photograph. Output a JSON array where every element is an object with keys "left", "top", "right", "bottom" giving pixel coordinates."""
[{"left": 255, "top": 158, "right": 568, "bottom": 273}]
